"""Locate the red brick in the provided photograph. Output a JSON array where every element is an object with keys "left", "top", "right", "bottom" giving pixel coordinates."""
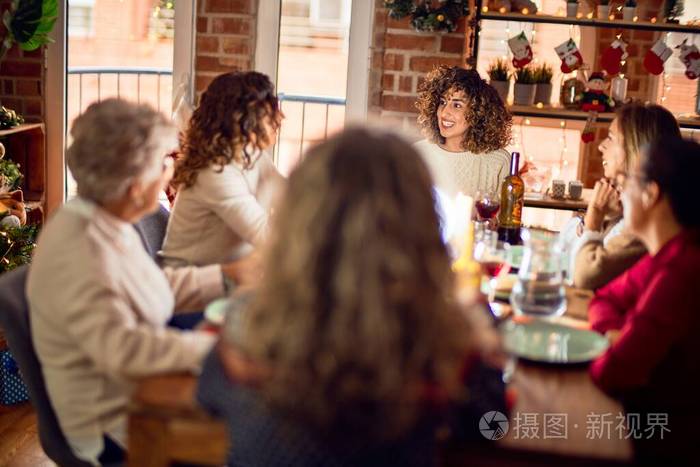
[
  {"left": 440, "top": 36, "right": 464, "bottom": 54},
  {"left": 382, "top": 73, "right": 394, "bottom": 91},
  {"left": 197, "top": 36, "right": 220, "bottom": 54},
  {"left": 385, "top": 34, "right": 436, "bottom": 51},
  {"left": 633, "top": 30, "right": 655, "bottom": 41},
  {"left": 381, "top": 95, "right": 418, "bottom": 113},
  {"left": 23, "top": 98, "right": 42, "bottom": 117},
  {"left": 409, "top": 56, "right": 461, "bottom": 73},
  {"left": 221, "top": 37, "right": 250, "bottom": 55},
  {"left": 399, "top": 75, "right": 413, "bottom": 92},
  {"left": 196, "top": 56, "right": 234, "bottom": 73},
  {"left": 211, "top": 17, "right": 251, "bottom": 35},
  {"left": 196, "top": 74, "right": 215, "bottom": 93},
  {"left": 374, "top": 10, "right": 387, "bottom": 29},
  {"left": 205, "top": 0, "right": 250, "bottom": 14},
  {"left": 453, "top": 18, "right": 467, "bottom": 34},
  {"left": 383, "top": 53, "right": 404, "bottom": 71},
  {"left": 197, "top": 17, "right": 208, "bottom": 33},
  {"left": 387, "top": 15, "right": 411, "bottom": 29},
  {"left": 0, "top": 60, "right": 42, "bottom": 77},
  {"left": 219, "top": 56, "right": 249, "bottom": 70},
  {"left": 15, "top": 79, "right": 41, "bottom": 96}
]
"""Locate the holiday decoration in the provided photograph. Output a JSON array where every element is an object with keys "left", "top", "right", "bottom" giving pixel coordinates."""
[
  {"left": 384, "top": 0, "right": 469, "bottom": 33},
  {"left": 0, "top": 106, "right": 24, "bottom": 130},
  {"left": 600, "top": 39, "right": 628, "bottom": 76},
  {"left": 644, "top": 39, "right": 673, "bottom": 75},
  {"left": 578, "top": 72, "right": 614, "bottom": 112},
  {"left": 676, "top": 40, "right": 700, "bottom": 80},
  {"left": 488, "top": 0, "right": 538, "bottom": 14},
  {"left": 555, "top": 39, "right": 584, "bottom": 74},
  {"left": 560, "top": 76, "right": 586, "bottom": 109},
  {"left": 508, "top": 32, "right": 533, "bottom": 69}
]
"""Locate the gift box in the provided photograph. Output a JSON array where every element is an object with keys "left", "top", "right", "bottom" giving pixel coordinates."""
[{"left": 1, "top": 349, "right": 30, "bottom": 405}]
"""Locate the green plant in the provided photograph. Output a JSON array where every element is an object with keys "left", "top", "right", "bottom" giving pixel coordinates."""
[
  {"left": 0, "top": 159, "right": 23, "bottom": 192},
  {"left": 487, "top": 58, "right": 509, "bottom": 81},
  {"left": 1, "top": 0, "right": 58, "bottom": 63},
  {"left": 663, "top": 0, "right": 683, "bottom": 20},
  {"left": 0, "top": 223, "right": 38, "bottom": 272},
  {"left": 534, "top": 63, "right": 554, "bottom": 84},
  {"left": 384, "top": 0, "right": 469, "bottom": 33},
  {"left": 513, "top": 67, "right": 536, "bottom": 84}
]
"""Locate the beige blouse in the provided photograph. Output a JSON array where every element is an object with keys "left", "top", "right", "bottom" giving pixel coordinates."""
[
  {"left": 161, "top": 152, "right": 283, "bottom": 267},
  {"left": 27, "top": 198, "right": 224, "bottom": 464},
  {"left": 414, "top": 139, "right": 511, "bottom": 198}
]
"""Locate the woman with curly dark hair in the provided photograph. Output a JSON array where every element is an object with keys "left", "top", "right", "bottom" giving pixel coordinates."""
[
  {"left": 197, "top": 127, "right": 507, "bottom": 467},
  {"left": 415, "top": 65, "right": 513, "bottom": 199},
  {"left": 161, "top": 71, "right": 284, "bottom": 267}
]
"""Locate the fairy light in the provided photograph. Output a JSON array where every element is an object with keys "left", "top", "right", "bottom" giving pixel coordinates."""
[
  {"left": 559, "top": 120, "right": 568, "bottom": 175},
  {"left": 662, "top": 32, "right": 672, "bottom": 104},
  {"left": 609, "top": 14, "right": 615, "bottom": 21},
  {"left": 522, "top": 8, "right": 529, "bottom": 15},
  {"left": 482, "top": 6, "right": 489, "bottom": 13},
  {"left": 651, "top": 17, "right": 657, "bottom": 24},
  {"left": 633, "top": 16, "right": 639, "bottom": 22},
  {"left": 500, "top": 7, "right": 507, "bottom": 14}
]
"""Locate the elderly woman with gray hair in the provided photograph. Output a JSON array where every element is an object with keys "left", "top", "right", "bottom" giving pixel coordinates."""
[{"left": 27, "top": 99, "right": 257, "bottom": 465}]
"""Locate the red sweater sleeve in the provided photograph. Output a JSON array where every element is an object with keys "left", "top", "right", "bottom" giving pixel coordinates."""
[
  {"left": 589, "top": 267, "right": 694, "bottom": 395},
  {"left": 588, "top": 257, "right": 647, "bottom": 333}
]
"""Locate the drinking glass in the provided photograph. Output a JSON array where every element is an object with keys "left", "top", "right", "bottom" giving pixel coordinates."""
[
  {"left": 474, "top": 189, "right": 500, "bottom": 231},
  {"left": 474, "top": 233, "right": 511, "bottom": 299}
]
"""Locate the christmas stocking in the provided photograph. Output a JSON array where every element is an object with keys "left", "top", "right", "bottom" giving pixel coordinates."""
[
  {"left": 555, "top": 39, "right": 583, "bottom": 74},
  {"left": 677, "top": 40, "right": 700, "bottom": 80},
  {"left": 581, "top": 112, "right": 598, "bottom": 144},
  {"left": 600, "top": 39, "right": 628, "bottom": 76},
  {"left": 508, "top": 32, "right": 533, "bottom": 69},
  {"left": 644, "top": 39, "right": 673, "bottom": 75}
]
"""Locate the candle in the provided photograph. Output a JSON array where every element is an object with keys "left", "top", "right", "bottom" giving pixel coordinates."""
[{"left": 611, "top": 76, "right": 628, "bottom": 103}]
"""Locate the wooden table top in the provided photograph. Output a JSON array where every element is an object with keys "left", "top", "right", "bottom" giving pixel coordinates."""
[
  {"left": 129, "top": 286, "right": 631, "bottom": 465},
  {"left": 524, "top": 193, "right": 589, "bottom": 212}
]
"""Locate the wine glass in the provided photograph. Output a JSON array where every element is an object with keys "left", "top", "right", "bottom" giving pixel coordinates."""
[
  {"left": 475, "top": 189, "right": 501, "bottom": 231},
  {"left": 474, "top": 235, "right": 511, "bottom": 300}
]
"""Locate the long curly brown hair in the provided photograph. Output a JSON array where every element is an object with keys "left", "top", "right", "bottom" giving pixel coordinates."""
[
  {"left": 416, "top": 66, "right": 512, "bottom": 153},
  {"left": 236, "top": 128, "right": 473, "bottom": 444},
  {"left": 173, "top": 71, "right": 281, "bottom": 188}
]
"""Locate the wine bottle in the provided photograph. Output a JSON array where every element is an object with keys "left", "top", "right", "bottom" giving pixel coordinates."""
[{"left": 497, "top": 152, "right": 525, "bottom": 244}]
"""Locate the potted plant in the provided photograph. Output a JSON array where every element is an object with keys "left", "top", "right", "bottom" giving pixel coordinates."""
[
  {"left": 663, "top": 0, "right": 683, "bottom": 23},
  {"left": 623, "top": 0, "right": 637, "bottom": 21},
  {"left": 566, "top": 0, "right": 579, "bottom": 18},
  {"left": 597, "top": 0, "right": 610, "bottom": 20},
  {"left": 534, "top": 63, "right": 554, "bottom": 105},
  {"left": 487, "top": 58, "right": 510, "bottom": 103},
  {"left": 513, "top": 66, "right": 536, "bottom": 106}
]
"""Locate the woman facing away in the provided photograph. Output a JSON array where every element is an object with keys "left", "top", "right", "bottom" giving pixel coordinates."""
[
  {"left": 197, "top": 128, "right": 507, "bottom": 467},
  {"left": 161, "top": 71, "right": 284, "bottom": 267},
  {"left": 564, "top": 102, "right": 681, "bottom": 289},
  {"left": 588, "top": 138, "right": 700, "bottom": 465},
  {"left": 414, "top": 65, "right": 513, "bottom": 199},
  {"left": 27, "top": 99, "right": 258, "bottom": 465}
]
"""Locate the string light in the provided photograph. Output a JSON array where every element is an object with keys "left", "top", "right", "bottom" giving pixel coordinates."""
[{"left": 482, "top": 6, "right": 489, "bottom": 13}]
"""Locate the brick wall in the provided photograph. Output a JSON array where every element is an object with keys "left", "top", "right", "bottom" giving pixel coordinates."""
[
  {"left": 370, "top": 5, "right": 467, "bottom": 131},
  {"left": 0, "top": 0, "right": 45, "bottom": 122},
  {"left": 194, "top": 0, "right": 257, "bottom": 100}
]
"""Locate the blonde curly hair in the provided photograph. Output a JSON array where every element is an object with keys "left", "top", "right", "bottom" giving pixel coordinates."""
[
  {"left": 233, "top": 127, "right": 474, "bottom": 444},
  {"left": 173, "top": 71, "right": 281, "bottom": 188},
  {"left": 416, "top": 66, "right": 512, "bottom": 154}
]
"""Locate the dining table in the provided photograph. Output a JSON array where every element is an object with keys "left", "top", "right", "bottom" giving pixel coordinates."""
[{"left": 127, "top": 287, "right": 633, "bottom": 466}]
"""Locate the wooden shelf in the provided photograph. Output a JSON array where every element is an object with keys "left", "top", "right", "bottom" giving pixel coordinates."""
[
  {"left": 506, "top": 105, "right": 700, "bottom": 129},
  {"left": 0, "top": 123, "right": 44, "bottom": 138},
  {"left": 480, "top": 12, "right": 700, "bottom": 34}
]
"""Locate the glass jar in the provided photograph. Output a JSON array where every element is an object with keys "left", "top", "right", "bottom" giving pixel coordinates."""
[{"left": 510, "top": 228, "right": 567, "bottom": 317}]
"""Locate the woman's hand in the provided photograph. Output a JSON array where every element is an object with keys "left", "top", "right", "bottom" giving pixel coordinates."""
[
  {"left": 584, "top": 179, "right": 620, "bottom": 232},
  {"left": 221, "top": 252, "right": 263, "bottom": 289}
]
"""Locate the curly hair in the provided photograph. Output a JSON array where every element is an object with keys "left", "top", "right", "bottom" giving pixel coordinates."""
[
  {"left": 173, "top": 71, "right": 281, "bottom": 188},
  {"left": 416, "top": 66, "right": 512, "bottom": 153},
  {"left": 233, "top": 127, "right": 473, "bottom": 444}
]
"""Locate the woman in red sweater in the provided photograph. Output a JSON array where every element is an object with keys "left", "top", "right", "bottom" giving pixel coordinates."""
[{"left": 588, "top": 137, "right": 700, "bottom": 465}]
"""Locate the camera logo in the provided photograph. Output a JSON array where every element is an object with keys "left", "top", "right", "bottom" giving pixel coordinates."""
[{"left": 479, "top": 411, "right": 509, "bottom": 440}]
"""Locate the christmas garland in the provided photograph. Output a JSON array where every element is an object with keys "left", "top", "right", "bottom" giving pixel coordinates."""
[
  {"left": 384, "top": 0, "right": 468, "bottom": 33},
  {"left": 0, "top": 223, "right": 38, "bottom": 273}
]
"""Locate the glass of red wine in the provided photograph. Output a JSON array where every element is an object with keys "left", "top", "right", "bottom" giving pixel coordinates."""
[
  {"left": 475, "top": 189, "right": 500, "bottom": 231},
  {"left": 474, "top": 236, "right": 511, "bottom": 300}
]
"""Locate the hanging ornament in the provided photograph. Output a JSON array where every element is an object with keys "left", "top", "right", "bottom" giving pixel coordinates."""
[
  {"left": 644, "top": 39, "right": 673, "bottom": 75},
  {"left": 581, "top": 112, "right": 598, "bottom": 144},
  {"left": 600, "top": 38, "right": 629, "bottom": 76},
  {"left": 676, "top": 39, "right": 700, "bottom": 80},
  {"left": 508, "top": 31, "right": 533, "bottom": 69},
  {"left": 555, "top": 39, "right": 584, "bottom": 74}
]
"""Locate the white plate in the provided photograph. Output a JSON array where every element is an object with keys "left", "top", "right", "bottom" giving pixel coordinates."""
[
  {"left": 500, "top": 320, "right": 609, "bottom": 364},
  {"left": 204, "top": 298, "right": 230, "bottom": 326}
]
